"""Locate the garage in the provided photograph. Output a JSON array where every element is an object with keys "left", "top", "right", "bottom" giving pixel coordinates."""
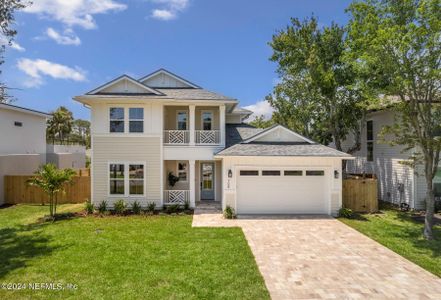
[{"left": 236, "top": 168, "right": 329, "bottom": 214}]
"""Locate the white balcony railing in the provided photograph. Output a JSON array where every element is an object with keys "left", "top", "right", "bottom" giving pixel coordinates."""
[
  {"left": 164, "top": 130, "right": 189, "bottom": 144},
  {"left": 195, "top": 130, "right": 220, "bottom": 144},
  {"left": 164, "top": 190, "right": 189, "bottom": 205}
]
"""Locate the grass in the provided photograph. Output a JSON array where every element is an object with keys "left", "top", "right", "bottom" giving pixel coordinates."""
[
  {"left": 0, "top": 204, "right": 269, "bottom": 300},
  {"left": 339, "top": 207, "right": 441, "bottom": 277}
]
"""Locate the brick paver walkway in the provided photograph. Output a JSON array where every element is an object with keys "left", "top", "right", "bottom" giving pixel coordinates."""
[{"left": 192, "top": 214, "right": 441, "bottom": 299}]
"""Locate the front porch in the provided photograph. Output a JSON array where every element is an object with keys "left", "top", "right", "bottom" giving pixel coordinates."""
[{"left": 163, "top": 160, "right": 222, "bottom": 207}]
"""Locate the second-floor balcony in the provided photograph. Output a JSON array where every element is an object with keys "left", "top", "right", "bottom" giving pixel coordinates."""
[{"left": 163, "top": 105, "right": 225, "bottom": 146}]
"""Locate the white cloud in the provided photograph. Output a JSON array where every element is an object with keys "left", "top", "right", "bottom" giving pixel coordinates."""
[
  {"left": 23, "top": 0, "right": 127, "bottom": 29},
  {"left": 0, "top": 35, "right": 25, "bottom": 52},
  {"left": 46, "top": 28, "right": 81, "bottom": 46},
  {"left": 150, "top": 0, "right": 189, "bottom": 20},
  {"left": 17, "top": 58, "right": 87, "bottom": 88},
  {"left": 244, "top": 100, "right": 274, "bottom": 121}
]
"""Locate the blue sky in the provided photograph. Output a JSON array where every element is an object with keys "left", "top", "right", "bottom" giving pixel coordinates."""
[{"left": 2, "top": 0, "right": 352, "bottom": 120}]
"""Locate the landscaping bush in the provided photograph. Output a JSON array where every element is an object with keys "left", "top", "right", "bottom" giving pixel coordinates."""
[
  {"left": 223, "top": 205, "right": 236, "bottom": 219},
  {"left": 184, "top": 199, "right": 190, "bottom": 210},
  {"left": 165, "top": 204, "right": 180, "bottom": 214},
  {"left": 113, "top": 199, "right": 127, "bottom": 215},
  {"left": 339, "top": 207, "right": 353, "bottom": 218},
  {"left": 146, "top": 201, "right": 156, "bottom": 213},
  {"left": 98, "top": 200, "right": 108, "bottom": 214},
  {"left": 85, "top": 200, "right": 94, "bottom": 215},
  {"left": 131, "top": 201, "right": 142, "bottom": 215}
]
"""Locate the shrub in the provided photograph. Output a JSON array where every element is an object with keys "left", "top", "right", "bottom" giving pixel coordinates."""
[
  {"left": 146, "top": 201, "right": 156, "bottom": 212},
  {"left": 85, "top": 200, "right": 94, "bottom": 215},
  {"left": 183, "top": 199, "right": 190, "bottom": 210},
  {"left": 339, "top": 208, "right": 353, "bottom": 218},
  {"left": 223, "top": 205, "right": 236, "bottom": 219},
  {"left": 131, "top": 201, "right": 142, "bottom": 215},
  {"left": 165, "top": 204, "right": 180, "bottom": 214},
  {"left": 98, "top": 200, "right": 108, "bottom": 214},
  {"left": 113, "top": 199, "right": 127, "bottom": 215}
]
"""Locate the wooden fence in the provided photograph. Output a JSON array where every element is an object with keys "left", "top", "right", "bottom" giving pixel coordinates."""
[
  {"left": 75, "top": 168, "right": 90, "bottom": 177},
  {"left": 343, "top": 178, "right": 378, "bottom": 213},
  {"left": 4, "top": 175, "right": 90, "bottom": 204}
]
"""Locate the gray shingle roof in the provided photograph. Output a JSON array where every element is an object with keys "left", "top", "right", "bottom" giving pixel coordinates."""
[
  {"left": 216, "top": 142, "right": 352, "bottom": 157},
  {"left": 226, "top": 124, "right": 263, "bottom": 147},
  {"left": 155, "top": 88, "right": 235, "bottom": 101}
]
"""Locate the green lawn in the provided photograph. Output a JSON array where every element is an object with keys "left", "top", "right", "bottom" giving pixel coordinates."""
[
  {"left": 0, "top": 204, "right": 269, "bottom": 300},
  {"left": 339, "top": 208, "right": 441, "bottom": 277}
]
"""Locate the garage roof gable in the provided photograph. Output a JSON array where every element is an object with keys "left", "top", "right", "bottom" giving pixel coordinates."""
[{"left": 243, "top": 125, "right": 315, "bottom": 144}]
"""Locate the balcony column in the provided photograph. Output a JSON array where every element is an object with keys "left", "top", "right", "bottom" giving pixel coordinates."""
[
  {"left": 189, "top": 160, "right": 196, "bottom": 207},
  {"left": 219, "top": 105, "right": 226, "bottom": 146},
  {"left": 189, "top": 105, "right": 195, "bottom": 146}
]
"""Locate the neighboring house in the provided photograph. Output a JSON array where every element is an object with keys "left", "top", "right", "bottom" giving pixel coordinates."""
[
  {"left": 74, "top": 69, "right": 350, "bottom": 215},
  {"left": 0, "top": 103, "right": 51, "bottom": 205},
  {"left": 341, "top": 108, "right": 439, "bottom": 210}
]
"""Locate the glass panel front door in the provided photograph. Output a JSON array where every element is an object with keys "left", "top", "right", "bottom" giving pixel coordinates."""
[{"left": 201, "top": 162, "right": 215, "bottom": 200}]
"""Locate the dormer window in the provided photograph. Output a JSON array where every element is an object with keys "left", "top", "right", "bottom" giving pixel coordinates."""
[{"left": 110, "top": 107, "right": 124, "bottom": 133}]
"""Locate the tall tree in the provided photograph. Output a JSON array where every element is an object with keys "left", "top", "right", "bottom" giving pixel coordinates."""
[
  {"left": 0, "top": 0, "right": 28, "bottom": 103},
  {"left": 347, "top": 0, "right": 441, "bottom": 239},
  {"left": 268, "top": 16, "right": 367, "bottom": 154},
  {"left": 248, "top": 115, "right": 274, "bottom": 129},
  {"left": 47, "top": 106, "right": 74, "bottom": 144}
]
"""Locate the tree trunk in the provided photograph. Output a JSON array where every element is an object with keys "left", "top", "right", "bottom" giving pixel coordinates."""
[
  {"left": 49, "top": 193, "right": 54, "bottom": 217},
  {"left": 54, "top": 193, "right": 58, "bottom": 216},
  {"left": 424, "top": 172, "right": 435, "bottom": 240}
]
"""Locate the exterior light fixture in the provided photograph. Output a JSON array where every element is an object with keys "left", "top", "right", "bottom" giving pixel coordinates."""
[
  {"left": 228, "top": 169, "right": 233, "bottom": 178},
  {"left": 334, "top": 170, "right": 339, "bottom": 179}
]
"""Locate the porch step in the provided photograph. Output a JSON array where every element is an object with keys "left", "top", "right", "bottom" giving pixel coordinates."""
[{"left": 195, "top": 201, "right": 222, "bottom": 214}]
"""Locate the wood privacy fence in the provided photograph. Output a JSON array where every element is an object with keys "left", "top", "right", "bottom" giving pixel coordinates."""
[
  {"left": 343, "top": 178, "right": 378, "bottom": 213},
  {"left": 4, "top": 175, "right": 90, "bottom": 204},
  {"left": 75, "top": 168, "right": 90, "bottom": 176}
]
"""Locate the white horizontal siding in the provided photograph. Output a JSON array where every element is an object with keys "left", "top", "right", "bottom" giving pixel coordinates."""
[{"left": 92, "top": 136, "right": 161, "bottom": 207}]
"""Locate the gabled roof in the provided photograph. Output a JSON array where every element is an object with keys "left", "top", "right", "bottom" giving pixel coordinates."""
[
  {"left": 86, "top": 75, "right": 163, "bottom": 95},
  {"left": 216, "top": 124, "right": 352, "bottom": 158},
  {"left": 0, "top": 103, "right": 51, "bottom": 118},
  {"left": 139, "top": 68, "right": 201, "bottom": 89}
]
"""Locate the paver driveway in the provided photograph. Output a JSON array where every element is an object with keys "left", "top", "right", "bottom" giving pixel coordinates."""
[{"left": 193, "top": 213, "right": 441, "bottom": 299}]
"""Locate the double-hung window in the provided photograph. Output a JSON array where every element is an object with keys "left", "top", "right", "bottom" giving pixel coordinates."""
[
  {"left": 177, "top": 111, "right": 188, "bottom": 130},
  {"left": 202, "top": 111, "right": 213, "bottom": 130},
  {"left": 177, "top": 162, "right": 188, "bottom": 181},
  {"left": 109, "top": 163, "right": 145, "bottom": 196},
  {"left": 110, "top": 108, "right": 124, "bottom": 133},
  {"left": 366, "top": 120, "right": 374, "bottom": 162},
  {"left": 129, "top": 108, "right": 144, "bottom": 133}
]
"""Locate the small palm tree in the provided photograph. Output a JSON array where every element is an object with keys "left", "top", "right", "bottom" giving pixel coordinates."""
[{"left": 28, "top": 164, "right": 76, "bottom": 219}]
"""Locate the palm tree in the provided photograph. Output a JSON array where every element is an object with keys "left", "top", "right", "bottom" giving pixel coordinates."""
[
  {"left": 28, "top": 164, "right": 76, "bottom": 219},
  {"left": 47, "top": 106, "right": 73, "bottom": 144}
]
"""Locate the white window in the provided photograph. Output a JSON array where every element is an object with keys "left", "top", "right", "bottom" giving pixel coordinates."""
[
  {"left": 109, "top": 162, "right": 145, "bottom": 196},
  {"left": 129, "top": 108, "right": 144, "bottom": 133},
  {"left": 110, "top": 107, "right": 124, "bottom": 133},
  {"left": 177, "top": 111, "right": 188, "bottom": 130},
  {"left": 177, "top": 161, "right": 188, "bottom": 181},
  {"left": 201, "top": 111, "right": 213, "bottom": 130}
]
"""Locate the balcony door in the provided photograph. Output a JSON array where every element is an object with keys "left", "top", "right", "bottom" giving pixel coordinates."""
[{"left": 200, "top": 162, "right": 215, "bottom": 200}]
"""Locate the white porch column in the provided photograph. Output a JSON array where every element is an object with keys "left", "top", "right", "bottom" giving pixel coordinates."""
[
  {"left": 189, "top": 160, "right": 196, "bottom": 207},
  {"left": 189, "top": 105, "right": 195, "bottom": 146},
  {"left": 219, "top": 105, "right": 226, "bottom": 146}
]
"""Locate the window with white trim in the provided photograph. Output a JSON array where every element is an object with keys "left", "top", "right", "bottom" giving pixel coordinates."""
[
  {"left": 110, "top": 107, "right": 124, "bottom": 133},
  {"left": 202, "top": 111, "right": 213, "bottom": 130},
  {"left": 109, "top": 164, "right": 125, "bottom": 194},
  {"left": 367, "top": 120, "right": 374, "bottom": 162},
  {"left": 177, "top": 161, "right": 188, "bottom": 181},
  {"left": 109, "top": 163, "right": 145, "bottom": 196},
  {"left": 177, "top": 111, "right": 188, "bottom": 130},
  {"left": 129, "top": 108, "right": 144, "bottom": 133}
]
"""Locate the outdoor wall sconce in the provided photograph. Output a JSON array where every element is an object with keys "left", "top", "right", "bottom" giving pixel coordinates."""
[
  {"left": 334, "top": 170, "right": 339, "bottom": 179},
  {"left": 228, "top": 169, "right": 233, "bottom": 178}
]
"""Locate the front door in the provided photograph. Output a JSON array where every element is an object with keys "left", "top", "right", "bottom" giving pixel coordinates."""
[{"left": 200, "top": 162, "right": 215, "bottom": 200}]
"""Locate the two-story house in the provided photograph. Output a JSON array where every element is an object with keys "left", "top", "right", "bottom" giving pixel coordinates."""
[
  {"left": 74, "top": 69, "right": 351, "bottom": 215},
  {"left": 342, "top": 107, "right": 440, "bottom": 210}
]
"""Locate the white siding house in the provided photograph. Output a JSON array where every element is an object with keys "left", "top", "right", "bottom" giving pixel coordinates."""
[
  {"left": 74, "top": 69, "right": 351, "bottom": 215},
  {"left": 342, "top": 109, "right": 437, "bottom": 209}
]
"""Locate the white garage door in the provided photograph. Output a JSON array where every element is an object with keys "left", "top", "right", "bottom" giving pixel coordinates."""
[{"left": 236, "top": 169, "right": 329, "bottom": 214}]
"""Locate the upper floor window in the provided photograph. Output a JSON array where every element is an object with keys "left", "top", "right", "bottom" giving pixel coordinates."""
[
  {"left": 110, "top": 107, "right": 124, "bottom": 133},
  {"left": 366, "top": 120, "right": 374, "bottom": 162},
  {"left": 202, "top": 111, "right": 213, "bottom": 130},
  {"left": 129, "top": 108, "right": 144, "bottom": 133},
  {"left": 177, "top": 111, "right": 188, "bottom": 130}
]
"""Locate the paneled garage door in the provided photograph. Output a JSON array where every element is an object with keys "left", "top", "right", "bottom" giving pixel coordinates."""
[{"left": 236, "top": 169, "right": 329, "bottom": 214}]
